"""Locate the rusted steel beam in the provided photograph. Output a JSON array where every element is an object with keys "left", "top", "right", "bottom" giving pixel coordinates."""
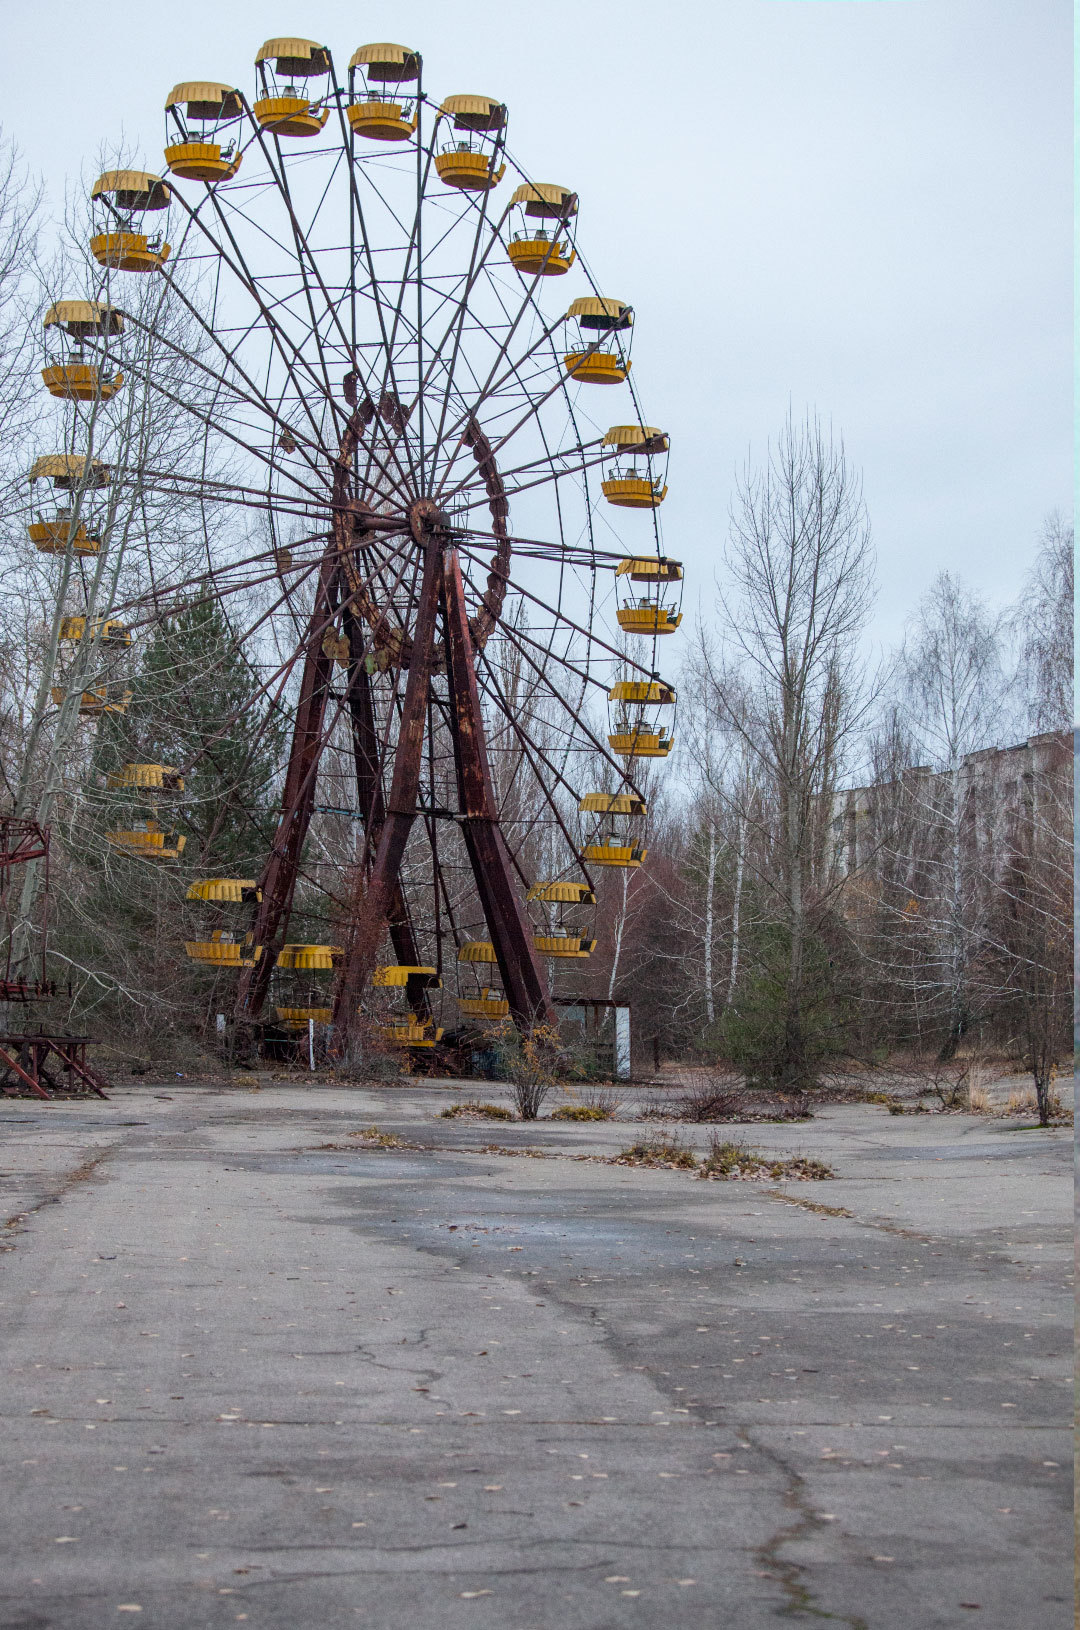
[
  {"left": 0, "top": 1042, "right": 49, "bottom": 1099},
  {"left": 330, "top": 526, "right": 444, "bottom": 1049},
  {"left": 236, "top": 541, "right": 340, "bottom": 1020},
  {"left": 441, "top": 549, "right": 555, "bottom": 1029},
  {"left": 47, "top": 1040, "right": 109, "bottom": 1099},
  {"left": 342, "top": 604, "right": 427, "bottom": 1018}
]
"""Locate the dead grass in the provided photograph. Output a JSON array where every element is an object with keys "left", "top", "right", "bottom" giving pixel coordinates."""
[{"left": 550, "top": 1104, "right": 614, "bottom": 1121}]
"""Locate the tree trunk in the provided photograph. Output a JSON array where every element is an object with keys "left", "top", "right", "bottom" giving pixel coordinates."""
[{"left": 703, "top": 819, "right": 716, "bottom": 1026}]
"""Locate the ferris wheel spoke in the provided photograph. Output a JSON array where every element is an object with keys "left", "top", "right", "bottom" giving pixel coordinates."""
[
  {"left": 338, "top": 141, "right": 423, "bottom": 494},
  {"left": 250, "top": 128, "right": 356, "bottom": 428},
  {"left": 147, "top": 222, "right": 334, "bottom": 491},
  {"left": 454, "top": 542, "right": 651, "bottom": 679},
  {"left": 168, "top": 188, "right": 347, "bottom": 461},
  {"left": 475, "top": 649, "right": 594, "bottom": 887},
  {"left": 490, "top": 616, "right": 646, "bottom": 799}
]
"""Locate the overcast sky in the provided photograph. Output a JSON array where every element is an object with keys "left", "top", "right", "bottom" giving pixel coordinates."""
[{"left": 1, "top": 0, "right": 1070, "bottom": 651}]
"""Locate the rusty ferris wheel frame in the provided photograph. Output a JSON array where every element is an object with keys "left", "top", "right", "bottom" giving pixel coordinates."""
[{"left": 82, "top": 40, "right": 675, "bottom": 1055}]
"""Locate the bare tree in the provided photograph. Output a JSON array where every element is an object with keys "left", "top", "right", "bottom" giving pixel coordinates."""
[
  {"left": 1014, "top": 512, "right": 1073, "bottom": 734},
  {"left": 703, "top": 411, "right": 875, "bottom": 1088},
  {"left": 899, "top": 572, "right": 1010, "bottom": 1055}
]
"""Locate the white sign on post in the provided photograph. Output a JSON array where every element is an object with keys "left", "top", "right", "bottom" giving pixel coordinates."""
[{"left": 614, "top": 1006, "right": 631, "bottom": 1080}]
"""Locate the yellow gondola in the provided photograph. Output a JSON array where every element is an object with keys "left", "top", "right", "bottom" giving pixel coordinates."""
[
  {"left": 607, "top": 729, "right": 674, "bottom": 760},
  {"left": 378, "top": 1019, "right": 443, "bottom": 1048},
  {"left": 579, "top": 792, "right": 649, "bottom": 868},
  {"left": 164, "top": 84, "right": 244, "bottom": 181},
  {"left": 457, "top": 941, "right": 498, "bottom": 963},
  {"left": 90, "top": 172, "right": 171, "bottom": 272},
  {"left": 42, "top": 303, "right": 124, "bottom": 401},
  {"left": 59, "top": 617, "right": 129, "bottom": 644},
  {"left": 348, "top": 44, "right": 421, "bottom": 141},
  {"left": 254, "top": 39, "right": 331, "bottom": 136},
  {"left": 534, "top": 935, "right": 596, "bottom": 958},
  {"left": 507, "top": 184, "right": 577, "bottom": 275},
  {"left": 106, "top": 821, "right": 186, "bottom": 859},
  {"left": 30, "top": 522, "right": 100, "bottom": 556},
  {"left": 51, "top": 684, "right": 131, "bottom": 716},
  {"left": 187, "top": 931, "right": 262, "bottom": 966},
  {"left": 435, "top": 96, "right": 506, "bottom": 189},
  {"left": 607, "top": 679, "right": 676, "bottom": 761},
  {"left": 563, "top": 298, "right": 632, "bottom": 384},
  {"left": 601, "top": 425, "right": 669, "bottom": 509},
  {"left": 458, "top": 988, "right": 510, "bottom": 1019},
  {"left": 582, "top": 841, "right": 647, "bottom": 868}
]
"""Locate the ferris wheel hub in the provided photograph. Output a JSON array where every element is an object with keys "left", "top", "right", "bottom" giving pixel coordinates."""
[{"left": 407, "top": 496, "right": 453, "bottom": 545}]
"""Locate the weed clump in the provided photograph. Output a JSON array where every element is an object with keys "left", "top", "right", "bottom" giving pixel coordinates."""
[
  {"left": 614, "top": 1135, "right": 698, "bottom": 1170},
  {"left": 700, "top": 1135, "right": 834, "bottom": 1181},
  {"left": 440, "top": 1101, "right": 514, "bottom": 1121},
  {"left": 550, "top": 1104, "right": 613, "bottom": 1122}
]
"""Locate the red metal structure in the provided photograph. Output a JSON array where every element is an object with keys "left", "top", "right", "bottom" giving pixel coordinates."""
[{"left": 0, "top": 818, "right": 109, "bottom": 1098}]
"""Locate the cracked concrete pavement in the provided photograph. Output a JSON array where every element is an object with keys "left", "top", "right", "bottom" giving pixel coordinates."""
[{"left": 0, "top": 1082, "right": 1072, "bottom": 1628}]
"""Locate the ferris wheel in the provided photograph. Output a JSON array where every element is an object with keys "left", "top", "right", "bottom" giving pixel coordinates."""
[{"left": 38, "top": 35, "right": 685, "bottom": 1053}]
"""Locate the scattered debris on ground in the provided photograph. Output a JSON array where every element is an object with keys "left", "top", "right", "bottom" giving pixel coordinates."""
[{"left": 762, "top": 1188, "right": 853, "bottom": 1216}]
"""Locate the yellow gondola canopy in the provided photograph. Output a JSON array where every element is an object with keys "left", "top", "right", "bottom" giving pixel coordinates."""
[
  {"left": 44, "top": 302, "right": 123, "bottom": 337},
  {"left": 604, "top": 424, "right": 668, "bottom": 453},
  {"left": 372, "top": 964, "right": 439, "bottom": 987},
  {"left": 165, "top": 82, "right": 243, "bottom": 119},
  {"left": 440, "top": 94, "right": 504, "bottom": 130},
  {"left": 350, "top": 42, "right": 420, "bottom": 81},
  {"left": 567, "top": 296, "right": 632, "bottom": 331},
  {"left": 92, "top": 172, "right": 170, "bottom": 210},
  {"left": 579, "top": 792, "right": 647, "bottom": 816},
  {"left": 276, "top": 943, "right": 342, "bottom": 970},
  {"left": 616, "top": 556, "right": 683, "bottom": 582},
  {"left": 458, "top": 941, "right": 498, "bottom": 963},
  {"left": 107, "top": 762, "right": 184, "bottom": 791},
  {"left": 256, "top": 38, "right": 330, "bottom": 74},
  {"left": 186, "top": 878, "right": 261, "bottom": 903},
  {"left": 609, "top": 680, "right": 676, "bottom": 705},
  {"left": 30, "top": 454, "right": 109, "bottom": 487},
  {"left": 526, "top": 881, "right": 596, "bottom": 905},
  {"left": 509, "top": 182, "right": 577, "bottom": 218}
]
